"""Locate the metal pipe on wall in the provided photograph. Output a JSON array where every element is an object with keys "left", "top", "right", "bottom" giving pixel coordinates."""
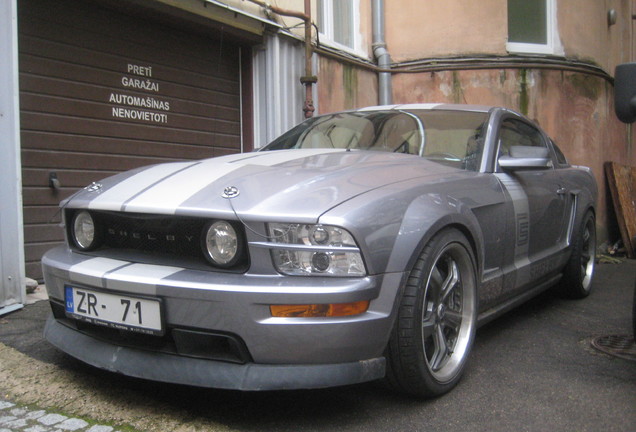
[
  {"left": 246, "top": 0, "right": 316, "bottom": 118},
  {"left": 372, "top": 0, "right": 392, "bottom": 105},
  {"left": 300, "top": 0, "right": 316, "bottom": 118}
]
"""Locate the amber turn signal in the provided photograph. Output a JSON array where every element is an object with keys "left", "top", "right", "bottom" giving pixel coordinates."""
[{"left": 270, "top": 301, "right": 370, "bottom": 318}]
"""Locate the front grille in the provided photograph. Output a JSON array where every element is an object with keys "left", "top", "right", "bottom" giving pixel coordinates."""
[
  {"left": 99, "top": 212, "right": 203, "bottom": 256},
  {"left": 50, "top": 300, "right": 252, "bottom": 364},
  {"left": 65, "top": 209, "right": 248, "bottom": 272}
]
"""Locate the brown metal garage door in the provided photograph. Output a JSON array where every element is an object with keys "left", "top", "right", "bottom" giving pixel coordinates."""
[{"left": 19, "top": 0, "right": 248, "bottom": 280}]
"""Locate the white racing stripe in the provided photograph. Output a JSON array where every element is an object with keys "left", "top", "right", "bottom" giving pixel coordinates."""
[
  {"left": 88, "top": 162, "right": 196, "bottom": 211},
  {"left": 122, "top": 158, "right": 240, "bottom": 214},
  {"left": 68, "top": 257, "right": 183, "bottom": 295},
  {"left": 84, "top": 149, "right": 345, "bottom": 214},
  {"left": 119, "top": 149, "right": 346, "bottom": 214},
  {"left": 69, "top": 257, "right": 130, "bottom": 289},
  {"left": 230, "top": 148, "right": 345, "bottom": 166},
  {"left": 105, "top": 263, "right": 184, "bottom": 295}
]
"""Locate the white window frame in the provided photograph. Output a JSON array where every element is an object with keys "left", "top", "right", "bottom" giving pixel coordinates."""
[
  {"left": 506, "top": 0, "right": 563, "bottom": 56},
  {"left": 317, "top": 0, "right": 365, "bottom": 57}
]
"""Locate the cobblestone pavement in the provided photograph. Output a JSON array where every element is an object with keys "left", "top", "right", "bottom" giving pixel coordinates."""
[{"left": 0, "top": 400, "right": 120, "bottom": 432}]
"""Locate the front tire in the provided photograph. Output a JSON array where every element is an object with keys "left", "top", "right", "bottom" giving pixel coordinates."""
[
  {"left": 558, "top": 210, "right": 596, "bottom": 299},
  {"left": 386, "top": 229, "right": 478, "bottom": 397}
]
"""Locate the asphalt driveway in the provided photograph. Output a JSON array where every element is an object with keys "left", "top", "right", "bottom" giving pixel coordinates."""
[{"left": 1, "top": 260, "right": 635, "bottom": 432}]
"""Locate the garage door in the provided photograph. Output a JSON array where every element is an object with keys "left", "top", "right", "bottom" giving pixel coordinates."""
[{"left": 19, "top": 0, "right": 247, "bottom": 280}]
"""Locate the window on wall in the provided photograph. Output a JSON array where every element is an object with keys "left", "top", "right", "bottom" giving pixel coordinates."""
[
  {"left": 507, "top": 0, "right": 562, "bottom": 55},
  {"left": 318, "top": 0, "right": 359, "bottom": 53}
]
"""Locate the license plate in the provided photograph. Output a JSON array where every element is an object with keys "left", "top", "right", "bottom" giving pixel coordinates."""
[{"left": 65, "top": 285, "right": 163, "bottom": 335}]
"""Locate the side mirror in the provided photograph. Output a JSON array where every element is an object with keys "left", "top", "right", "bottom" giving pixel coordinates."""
[
  {"left": 614, "top": 63, "right": 636, "bottom": 124},
  {"left": 498, "top": 145, "right": 551, "bottom": 170}
]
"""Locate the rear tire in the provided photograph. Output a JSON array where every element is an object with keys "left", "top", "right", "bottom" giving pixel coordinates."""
[
  {"left": 558, "top": 210, "right": 596, "bottom": 299},
  {"left": 386, "top": 229, "right": 477, "bottom": 397}
]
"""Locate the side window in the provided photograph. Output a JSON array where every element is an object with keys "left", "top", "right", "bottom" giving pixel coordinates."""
[{"left": 498, "top": 119, "right": 548, "bottom": 162}]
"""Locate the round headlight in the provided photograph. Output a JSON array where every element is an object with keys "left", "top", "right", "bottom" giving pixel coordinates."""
[
  {"left": 202, "top": 221, "right": 241, "bottom": 267},
  {"left": 72, "top": 211, "right": 98, "bottom": 251}
]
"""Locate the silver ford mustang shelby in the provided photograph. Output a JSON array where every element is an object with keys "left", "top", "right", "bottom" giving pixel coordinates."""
[{"left": 42, "top": 104, "right": 597, "bottom": 397}]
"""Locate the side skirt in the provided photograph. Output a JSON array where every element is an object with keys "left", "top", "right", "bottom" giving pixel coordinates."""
[{"left": 476, "top": 274, "right": 562, "bottom": 328}]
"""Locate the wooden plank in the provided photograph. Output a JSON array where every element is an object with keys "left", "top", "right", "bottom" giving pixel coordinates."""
[
  {"left": 20, "top": 113, "right": 240, "bottom": 149},
  {"left": 19, "top": 1, "right": 241, "bottom": 80},
  {"left": 21, "top": 131, "right": 223, "bottom": 159},
  {"left": 604, "top": 162, "right": 636, "bottom": 258},
  {"left": 22, "top": 168, "right": 119, "bottom": 188}
]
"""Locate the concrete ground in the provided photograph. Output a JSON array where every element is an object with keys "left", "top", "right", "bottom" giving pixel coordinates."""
[{"left": 0, "top": 259, "right": 635, "bottom": 432}]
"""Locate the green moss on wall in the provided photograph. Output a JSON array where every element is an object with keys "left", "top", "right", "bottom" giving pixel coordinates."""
[
  {"left": 343, "top": 65, "right": 358, "bottom": 109},
  {"left": 519, "top": 69, "right": 528, "bottom": 116},
  {"left": 568, "top": 74, "right": 601, "bottom": 101},
  {"left": 500, "top": 70, "right": 507, "bottom": 87},
  {"left": 452, "top": 71, "right": 463, "bottom": 103}
]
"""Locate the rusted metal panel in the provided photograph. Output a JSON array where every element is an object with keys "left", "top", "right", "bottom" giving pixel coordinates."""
[
  {"left": 19, "top": 0, "right": 245, "bottom": 279},
  {"left": 253, "top": 33, "right": 306, "bottom": 148}
]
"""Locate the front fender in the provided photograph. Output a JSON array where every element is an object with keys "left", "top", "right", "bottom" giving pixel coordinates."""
[
  {"left": 386, "top": 194, "right": 485, "bottom": 276},
  {"left": 320, "top": 174, "right": 503, "bottom": 277}
]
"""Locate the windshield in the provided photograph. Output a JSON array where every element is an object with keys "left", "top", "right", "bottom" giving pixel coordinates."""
[{"left": 261, "top": 110, "right": 489, "bottom": 171}]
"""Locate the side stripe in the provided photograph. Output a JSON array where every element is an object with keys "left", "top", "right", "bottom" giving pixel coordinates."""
[{"left": 496, "top": 174, "right": 532, "bottom": 286}]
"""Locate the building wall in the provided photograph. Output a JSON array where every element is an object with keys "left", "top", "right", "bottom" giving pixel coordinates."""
[
  {"left": 386, "top": 0, "right": 507, "bottom": 60},
  {"left": 381, "top": 0, "right": 632, "bottom": 70},
  {"left": 316, "top": 56, "right": 377, "bottom": 113},
  {"left": 309, "top": 0, "right": 635, "bottom": 245},
  {"left": 559, "top": 0, "right": 632, "bottom": 71}
]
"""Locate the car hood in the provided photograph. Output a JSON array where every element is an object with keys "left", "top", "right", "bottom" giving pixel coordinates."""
[{"left": 67, "top": 149, "right": 463, "bottom": 222}]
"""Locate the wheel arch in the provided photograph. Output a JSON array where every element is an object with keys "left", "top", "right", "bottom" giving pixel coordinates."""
[{"left": 386, "top": 204, "right": 485, "bottom": 282}]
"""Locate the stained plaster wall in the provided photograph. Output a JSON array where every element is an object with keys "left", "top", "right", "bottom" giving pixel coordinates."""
[
  {"left": 558, "top": 0, "right": 632, "bottom": 71},
  {"left": 312, "top": 1, "right": 634, "bottom": 244},
  {"left": 316, "top": 56, "right": 378, "bottom": 114},
  {"left": 382, "top": 0, "right": 631, "bottom": 71},
  {"left": 385, "top": 0, "right": 507, "bottom": 60}
]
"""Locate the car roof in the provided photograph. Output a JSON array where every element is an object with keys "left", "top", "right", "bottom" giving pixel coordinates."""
[{"left": 355, "top": 103, "right": 495, "bottom": 113}]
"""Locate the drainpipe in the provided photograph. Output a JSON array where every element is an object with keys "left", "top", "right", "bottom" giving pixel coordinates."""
[
  {"left": 300, "top": 0, "right": 316, "bottom": 118},
  {"left": 246, "top": 0, "right": 316, "bottom": 118},
  {"left": 372, "top": 0, "right": 392, "bottom": 105}
]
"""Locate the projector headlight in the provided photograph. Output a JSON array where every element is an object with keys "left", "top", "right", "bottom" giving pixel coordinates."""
[{"left": 268, "top": 223, "right": 366, "bottom": 276}]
